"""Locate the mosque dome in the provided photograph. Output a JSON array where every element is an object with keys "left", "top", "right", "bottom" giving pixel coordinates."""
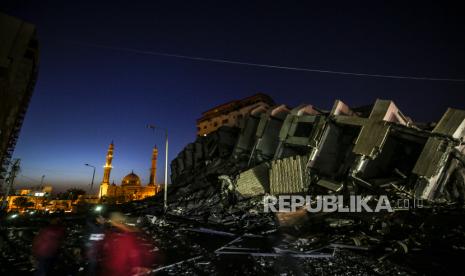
[{"left": 121, "top": 171, "right": 141, "bottom": 186}]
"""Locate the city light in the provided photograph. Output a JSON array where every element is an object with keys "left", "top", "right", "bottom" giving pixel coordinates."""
[{"left": 94, "top": 205, "right": 103, "bottom": 212}]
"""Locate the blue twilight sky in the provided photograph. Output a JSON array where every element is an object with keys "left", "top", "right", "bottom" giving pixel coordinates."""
[{"left": 1, "top": 1, "right": 464, "bottom": 192}]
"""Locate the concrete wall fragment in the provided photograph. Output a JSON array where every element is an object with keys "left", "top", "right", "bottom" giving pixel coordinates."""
[
  {"left": 236, "top": 163, "right": 269, "bottom": 197},
  {"left": 413, "top": 108, "right": 465, "bottom": 200},
  {"left": 270, "top": 155, "right": 309, "bottom": 195}
]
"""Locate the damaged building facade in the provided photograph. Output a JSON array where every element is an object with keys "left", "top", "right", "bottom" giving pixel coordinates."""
[
  {"left": 128, "top": 94, "right": 465, "bottom": 274},
  {"left": 0, "top": 13, "right": 39, "bottom": 183},
  {"left": 170, "top": 94, "right": 465, "bottom": 208},
  {"left": 196, "top": 93, "right": 275, "bottom": 136}
]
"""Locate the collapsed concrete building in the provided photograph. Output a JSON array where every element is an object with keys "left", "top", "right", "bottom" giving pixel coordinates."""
[
  {"left": 169, "top": 97, "right": 465, "bottom": 207},
  {"left": 125, "top": 96, "right": 464, "bottom": 274}
]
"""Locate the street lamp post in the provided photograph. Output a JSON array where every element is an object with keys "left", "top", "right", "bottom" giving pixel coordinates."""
[
  {"left": 84, "top": 164, "right": 96, "bottom": 194},
  {"left": 147, "top": 124, "right": 169, "bottom": 210}
]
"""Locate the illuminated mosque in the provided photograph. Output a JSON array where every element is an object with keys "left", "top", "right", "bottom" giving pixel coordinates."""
[{"left": 98, "top": 142, "right": 162, "bottom": 202}]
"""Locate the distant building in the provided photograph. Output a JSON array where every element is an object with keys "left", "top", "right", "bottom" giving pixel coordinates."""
[
  {"left": 196, "top": 93, "right": 275, "bottom": 136},
  {"left": 99, "top": 142, "right": 161, "bottom": 203},
  {"left": 6, "top": 185, "right": 54, "bottom": 212},
  {"left": 16, "top": 185, "right": 52, "bottom": 196},
  {"left": 0, "top": 13, "right": 39, "bottom": 181}
]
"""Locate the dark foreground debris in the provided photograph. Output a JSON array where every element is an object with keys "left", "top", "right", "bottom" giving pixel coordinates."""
[
  {"left": 2, "top": 200, "right": 465, "bottom": 275},
  {"left": 2, "top": 98, "right": 465, "bottom": 275}
]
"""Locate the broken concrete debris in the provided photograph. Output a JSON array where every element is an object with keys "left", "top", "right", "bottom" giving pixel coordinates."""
[
  {"left": 2, "top": 98, "right": 464, "bottom": 275},
  {"left": 235, "top": 163, "right": 269, "bottom": 197},
  {"left": 170, "top": 98, "right": 465, "bottom": 203},
  {"left": 270, "top": 155, "right": 309, "bottom": 195},
  {"left": 148, "top": 98, "right": 465, "bottom": 274}
]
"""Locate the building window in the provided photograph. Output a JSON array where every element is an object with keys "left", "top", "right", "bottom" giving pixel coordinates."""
[
  {"left": 222, "top": 119, "right": 229, "bottom": 124},
  {"left": 294, "top": 122, "right": 314, "bottom": 137},
  {"left": 213, "top": 122, "right": 218, "bottom": 127}
]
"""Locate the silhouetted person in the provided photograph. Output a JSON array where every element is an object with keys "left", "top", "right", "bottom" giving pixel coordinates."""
[
  {"left": 85, "top": 214, "right": 106, "bottom": 275},
  {"left": 32, "top": 218, "right": 65, "bottom": 276},
  {"left": 101, "top": 212, "right": 153, "bottom": 276}
]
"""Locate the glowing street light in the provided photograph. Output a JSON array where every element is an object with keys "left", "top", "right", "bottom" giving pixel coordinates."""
[{"left": 95, "top": 205, "right": 103, "bottom": 212}]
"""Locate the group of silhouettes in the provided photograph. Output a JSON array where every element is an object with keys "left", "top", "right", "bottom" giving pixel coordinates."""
[{"left": 32, "top": 212, "right": 155, "bottom": 276}]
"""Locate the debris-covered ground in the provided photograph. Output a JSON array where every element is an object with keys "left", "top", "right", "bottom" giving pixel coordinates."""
[
  {"left": 2, "top": 98, "right": 465, "bottom": 275},
  {"left": 137, "top": 193, "right": 465, "bottom": 275},
  {"left": 2, "top": 198, "right": 465, "bottom": 275}
]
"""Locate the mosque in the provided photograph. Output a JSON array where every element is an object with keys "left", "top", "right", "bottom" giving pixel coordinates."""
[{"left": 98, "top": 142, "right": 162, "bottom": 203}]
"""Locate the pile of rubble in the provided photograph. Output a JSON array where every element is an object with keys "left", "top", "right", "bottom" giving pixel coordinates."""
[
  {"left": 3, "top": 98, "right": 464, "bottom": 275},
  {"left": 134, "top": 98, "right": 465, "bottom": 274},
  {"left": 120, "top": 200, "right": 463, "bottom": 274}
]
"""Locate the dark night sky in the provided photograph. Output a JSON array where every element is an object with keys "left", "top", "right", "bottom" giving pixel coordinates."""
[{"left": 1, "top": 1, "right": 464, "bottom": 191}]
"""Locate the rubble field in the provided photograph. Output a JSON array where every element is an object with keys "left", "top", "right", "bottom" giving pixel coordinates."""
[
  {"left": 2, "top": 98, "right": 465, "bottom": 275},
  {"left": 2, "top": 199, "right": 465, "bottom": 275}
]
